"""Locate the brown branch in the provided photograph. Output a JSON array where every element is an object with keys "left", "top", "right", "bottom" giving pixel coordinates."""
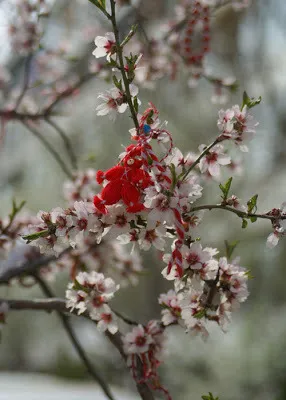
[
  {"left": 1, "top": 296, "right": 154, "bottom": 399},
  {"left": 0, "top": 110, "right": 60, "bottom": 121},
  {"left": 33, "top": 274, "right": 116, "bottom": 400}
]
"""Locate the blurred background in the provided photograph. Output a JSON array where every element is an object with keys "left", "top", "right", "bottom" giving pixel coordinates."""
[{"left": 1, "top": 0, "right": 286, "bottom": 399}]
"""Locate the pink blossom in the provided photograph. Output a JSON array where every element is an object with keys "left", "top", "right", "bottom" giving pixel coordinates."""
[
  {"left": 91, "top": 304, "right": 118, "bottom": 334},
  {"left": 123, "top": 325, "right": 153, "bottom": 355},
  {"left": 92, "top": 32, "right": 116, "bottom": 61},
  {"left": 159, "top": 290, "right": 181, "bottom": 326},
  {"left": 199, "top": 144, "right": 231, "bottom": 178},
  {"left": 96, "top": 84, "right": 139, "bottom": 121},
  {"left": 218, "top": 105, "right": 258, "bottom": 152}
]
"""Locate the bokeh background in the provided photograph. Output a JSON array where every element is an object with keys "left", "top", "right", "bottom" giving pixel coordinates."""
[{"left": 1, "top": 0, "right": 286, "bottom": 399}]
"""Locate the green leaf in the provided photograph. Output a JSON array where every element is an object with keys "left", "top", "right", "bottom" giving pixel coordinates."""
[
  {"left": 250, "top": 216, "right": 257, "bottom": 223},
  {"left": 168, "top": 164, "right": 177, "bottom": 191},
  {"left": 242, "top": 219, "right": 248, "bottom": 229},
  {"left": 193, "top": 309, "right": 206, "bottom": 319},
  {"left": 242, "top": 91, "right": 262, "bottom": 110},
  {"left": 73, "top": 279, "right": 83, "bottom": 291},
  {"left": 202, "top": 392, "right": 219, "bottom": 400},
  {"left": 88, "top": 0, "right": 106, "bottom": 9},
  {"left": 247, "top": 194, "right": 258, "bottom": 213},
  {"left": 245, "top": 270, "right": 254, "bottom": 279},
  {"left": 22, "top": 229, "right": 49, "bottom": 243},
  {"left": 219, "top": 177, "right": 233, "bottom": 201},
  {"left": 112, "top": 75, "right": 122, "bottom": 90},
  {"left": 224, "top": 240, "right": 239, "bottom": 259},
  {"left": 120, "top": 25, "right": 138, "bottom": 48}
]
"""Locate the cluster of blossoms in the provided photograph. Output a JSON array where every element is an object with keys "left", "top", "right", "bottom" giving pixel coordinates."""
[
  {"left": 88, "top": 0, "right": 249, "bottom": 105},
  {"left": 122, "top": 320, "right": 169, "bottom": 397},
  {"left": 8, "top": 0, "right": 50, "bottom": 54},
  {"left": 160, "top": 249, "right": 249, "bottom": 337},
  {"left": 53, "top": 235, "right": 143, "bottom": 287},
  {"left": 66, "top": 271, "right": 119, "bottom": 334},
  {"left": 217, "top": 104, "right": 258, "bottom": 152},
  {"left": 26, "top": 96, "right": 257, "bottom": 293},
  {"left": 0, "top": 169, "right": 143, "bottom": 289}
]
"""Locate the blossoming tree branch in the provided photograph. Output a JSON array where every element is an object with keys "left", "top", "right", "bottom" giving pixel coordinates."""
[{"left": 1, "top": 1, "right": 286, "bottom": 400}]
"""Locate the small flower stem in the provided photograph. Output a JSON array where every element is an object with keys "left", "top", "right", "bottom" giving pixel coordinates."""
[
  {"left": 109, "top": 0, "right": 139, "bottom": 130},
  {"left": 181, "top": 138, "right": 220, "bottom": 181},
  {"left": 112, "top": 308, "right": 138, "bottom": 326}
]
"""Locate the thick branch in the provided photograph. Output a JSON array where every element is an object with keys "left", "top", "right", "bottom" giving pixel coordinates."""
[
  {"left": 33, "top": 275, "right": 115, "bottom": 400},
  {"left": 1, "top": 296, "right": 154, "bottom": 399}
]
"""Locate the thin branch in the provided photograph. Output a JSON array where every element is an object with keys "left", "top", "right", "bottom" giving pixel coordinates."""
[
  {"left": 33, "top": 275, "right": 116, "bottom": 400},
  {"left": 21, "top": 120, "right": 73, "bottom": 179},
  {"left": 109, "top": 0, "right": 139, "bottom": 130},
  {"left": 45, "top": 118, "right": 78, "bottom": 170},
  {"left": 189, "top": 204, "right": 284, "bottom": 222},
  {"left": 112, "top": 308, "right": 138, "bottom": 326},
  {"left": 0, "top": 248, "right": 71, "bottom": 285},
  {"left": 15, "top": 54, "right": 33, "bottom": 111},
  {"left": 0, "top": 110, "right": 60, "bottom": 121},
  {"left": 44, "top": 73, "right": 95, "bottom": 115}
]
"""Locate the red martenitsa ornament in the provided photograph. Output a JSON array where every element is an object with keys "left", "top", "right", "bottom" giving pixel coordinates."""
[{"left": 93, "top": 145, "right": 153, "bottom": 214}]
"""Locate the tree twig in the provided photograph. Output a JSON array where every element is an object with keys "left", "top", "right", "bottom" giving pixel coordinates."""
[
  {"left": 45, "top": 118, "right": 78, "bottom": 170},
  {"left": 21, "top": 120, "right": 73, "bottom": 179},
  {"left": 15, "top": 54, "right": 33, "bottom": 111},
  {"left": 189, "top": 204, "right": 284, "bottom": 222},
  {"left": 44, "top": 73, "right": 95, "bottom": 115}
]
